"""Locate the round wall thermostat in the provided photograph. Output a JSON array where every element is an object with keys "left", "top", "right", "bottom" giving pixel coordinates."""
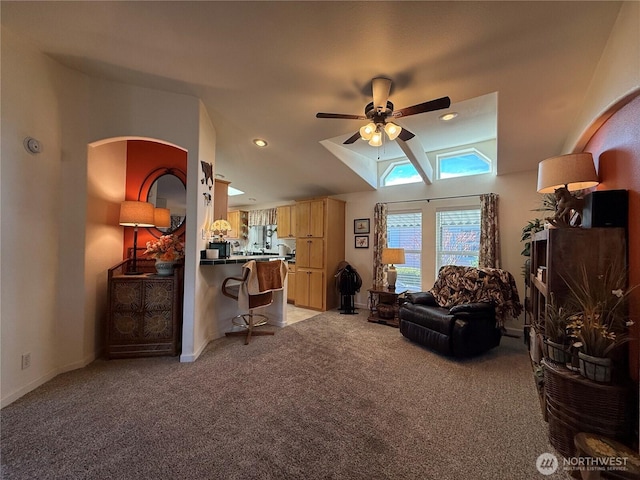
[{"left": 23, "top": 137, "right": 42, "bottom": 154}]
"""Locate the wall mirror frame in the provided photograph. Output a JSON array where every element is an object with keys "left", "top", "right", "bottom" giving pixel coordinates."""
[{"left": 138, "top": 167, "right": 187, "bottom": 238}]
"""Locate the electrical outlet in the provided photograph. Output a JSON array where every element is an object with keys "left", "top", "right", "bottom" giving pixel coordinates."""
[{"left": 21, "top": 353, "right": 31, "bottom": 370}]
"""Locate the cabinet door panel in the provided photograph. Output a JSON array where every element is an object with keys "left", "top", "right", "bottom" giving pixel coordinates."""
[
  {"left": 308, "top": 270, "right": 324, "bottom": 310},
  {"left": 296, "top": 202, "right": 311, "bottom": 237},
  {"left": 309, "top": 200, "right": 324, "bottom": 237},
  {"left": 277, "top": 206, "right": 291, "bottom": 238}
]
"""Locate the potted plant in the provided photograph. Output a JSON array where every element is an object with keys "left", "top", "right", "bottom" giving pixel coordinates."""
[
  {"left": 542, "top": 293, "right": 572, "bottom": 364},
  {"left": 144, "top": 234, "right": 185, "bottom": 276},
  {"left": 563, "top": 264, "right": 637, "bottom": 383}
]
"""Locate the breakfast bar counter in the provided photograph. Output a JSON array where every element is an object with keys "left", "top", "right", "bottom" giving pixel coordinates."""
[{"left": 200, "top": 254, "right": 291, "bottom": 334}]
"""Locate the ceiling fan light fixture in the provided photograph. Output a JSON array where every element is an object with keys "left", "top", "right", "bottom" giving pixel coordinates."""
[
  {"left": 368, "top": 129, "right": 383, "bottom": 147},
  {"left": 359, "top": 122, "right": 376, "bottom": 141},
  {"left": 384, "top": 122, "right": 402, "bottom": 141}
]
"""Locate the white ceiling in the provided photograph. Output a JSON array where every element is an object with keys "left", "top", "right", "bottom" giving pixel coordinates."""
[{"left": 1, "top": 1, "right": 622, "bottom": 207}]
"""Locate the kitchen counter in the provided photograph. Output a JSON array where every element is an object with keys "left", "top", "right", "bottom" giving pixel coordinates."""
[
  {"left": 199, "top": 253, "right": 294, "bottom": 266},
  {"left": 200, "top": 254, "right": 291, "bottom": 332}
]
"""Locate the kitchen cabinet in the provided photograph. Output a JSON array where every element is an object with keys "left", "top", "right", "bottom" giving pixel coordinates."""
[
  {"left": 287, "top": 263, "right": 296, "bottom": 303},
  {"left": 294, "top": 197, "right": 345, "bottom": 311},
  {"left": 296, "top": 199, "right": 324, "bottom": 237},
  {"left": 227, "top": 210, "right": 248, "bottom": 239},
  {"left": 213, "top": 179, "right": 229, "bottom": 222},
  {"left": 295, "top": 268, "right": 324, "bottom": 310},
  {"left": 276, "top": 205, "right": 296, "bottom": 238},
  {"left": 296, "top": 238, "right": 323, "bottom": 269}
]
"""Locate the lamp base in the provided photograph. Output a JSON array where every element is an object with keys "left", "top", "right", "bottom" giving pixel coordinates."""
[{"left": 387, "top": 267, "right": 398, "bottom": 290}]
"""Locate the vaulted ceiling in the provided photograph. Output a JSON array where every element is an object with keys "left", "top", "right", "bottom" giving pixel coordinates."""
[{"left": 1, "top": 1, "right": 622, "bottom": 206}]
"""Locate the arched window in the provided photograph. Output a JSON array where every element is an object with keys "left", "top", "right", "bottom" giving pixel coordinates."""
[
  {"left": 381, "top": 161, "right": 421, "bottom": 187},
  {"left": 436, "top": 148, "right": 492, "bottom": 179}
]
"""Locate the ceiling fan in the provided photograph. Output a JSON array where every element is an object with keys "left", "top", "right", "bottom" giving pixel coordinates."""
[{"left": 316, "top": 77, "right": 451, "bottom": 146}]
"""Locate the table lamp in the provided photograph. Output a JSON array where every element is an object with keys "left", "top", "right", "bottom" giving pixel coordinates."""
[
  {"left": 119, "top": 201, "right": 155, "bottom": 275},
  {"left": 537, "top": 152, "right": 599, "bottom": 227},
  {"left": 154, "top": 207, "right": 171, "bottom": 231},
  {"left": 211, "top": 219, "right": 232, "bottom": 242},
  {"left": 382, "top": 247, "right": 405, "bottom": 290}
]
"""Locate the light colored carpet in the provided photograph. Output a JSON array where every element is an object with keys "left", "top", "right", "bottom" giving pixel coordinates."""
[{"left": 1, "top": 310, "right": 569, "bottom": 479}]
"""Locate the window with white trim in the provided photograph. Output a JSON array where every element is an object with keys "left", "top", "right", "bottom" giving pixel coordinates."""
[
  {"left": 387, "top": 211, "right": 422, "bottom": 290},
  {"left": 436, "top": 148, "right": 491, "bottom": 179},
  {"left": 381, "top": 161, "right": 421, "bottom": 187},
  {"left": 435, "top": 208, "right": 481, "bottom": 274}
]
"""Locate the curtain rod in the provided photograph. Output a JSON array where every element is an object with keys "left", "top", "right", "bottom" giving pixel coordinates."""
[{"left": 384, "top": 193, "right": 485, "bottom": 205}]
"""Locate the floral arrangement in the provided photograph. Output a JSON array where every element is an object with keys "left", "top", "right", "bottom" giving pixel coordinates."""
[
  {"left": 561, "top": 264, "right": 637, "bottom": 358},
  {"left": 144, "top": 234, "right": 185, "bottom": 261}
]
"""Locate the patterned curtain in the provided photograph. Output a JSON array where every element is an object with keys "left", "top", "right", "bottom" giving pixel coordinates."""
[
  {"left": 248, "top": 208, "right": 277, "bottom": 226},
  {"left": 373, "top": 203, "right": 388, "bottom": 286},
  {"left": 479, "top": 193, "right": 500, "bottom": 268}
]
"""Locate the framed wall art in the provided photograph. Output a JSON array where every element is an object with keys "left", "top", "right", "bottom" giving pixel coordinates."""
[
  {"left": 354, "top": 218, "right": 370, "bottom": 234},
  {"left": 355, "top": 235, "right": 369, "bottom": 248}
]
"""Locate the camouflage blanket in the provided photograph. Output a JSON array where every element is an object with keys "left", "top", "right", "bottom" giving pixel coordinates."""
[{"left": 430, "top": 265, "right": 523, "bottom": 328}]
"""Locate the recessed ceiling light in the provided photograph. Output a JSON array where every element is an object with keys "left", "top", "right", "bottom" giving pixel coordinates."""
[
  {"left": 248, "top": 197, "right": 257, "bottom": 202},
  {"left": 215, "top": 173, "right": 225, "bottom": 179},
  {"left": 439, "top": 112, "right": 458, "bottom": 122},
  {"left": 253, "top": 139, "right": 268, "bottom": 147}
]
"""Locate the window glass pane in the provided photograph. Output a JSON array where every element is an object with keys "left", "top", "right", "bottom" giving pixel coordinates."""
[
  {"left": 438, "top": 150, "right": 491, "bottom": 179},
  {"left": 387, "top": 212, "right": 422, "bottom": 290},
  {"left": 382, "top": 162, "right": 422, "bottom": 186},
  {"left": 435, "top": 209, "right": 481, "bottom": 274}
]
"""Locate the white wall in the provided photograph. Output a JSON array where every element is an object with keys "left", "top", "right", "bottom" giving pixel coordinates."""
[
  {"left": 182, "top": 102, "right": 218, "bottom": 361},
  {"left": 566, "top": 1, "right": 640, "bottom": 152},
  {"left": 336, "top": 169, "right": 543, "bottom": 332},
  {"left": 1, "top": 27, "right": 215, "bottom": 406},
  {"left": 85, "top": 141, "right": 127, "bottom": 358},
  {"left": 1, "top": 29, "right": 65, "bottom": 405}
]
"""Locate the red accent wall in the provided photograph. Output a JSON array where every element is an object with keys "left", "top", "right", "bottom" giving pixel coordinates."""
[
  {"left": 123, "top": 140, "right": 187, "bottom": 258},
  {"left": 584, "top": 94, "right": 640, "bottom": 382}
]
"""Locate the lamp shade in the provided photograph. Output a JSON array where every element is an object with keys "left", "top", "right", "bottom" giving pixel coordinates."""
[
  {"left": 119, "top": 201, "right": 155, "bottom": 227},
  {"left": 154, "top": 207, "right": 171, "bottom": 228},
  {"left": 369, "top": 129, "right": 383, "bottom": 147},
  {"left": 212, "top": 219, "right": 232, "bottom": 232},
  {"left": 381, "top": 247, "right": 405, "bottom": 265},
  {"left": 384, "top": 122, "right": 402, "bottom": 141},
  {"left": 537, "top": 153, "right": 599, "bottom": 193},
  {"left": 359, "top": 122, "right": 376, "bottom": 141}
]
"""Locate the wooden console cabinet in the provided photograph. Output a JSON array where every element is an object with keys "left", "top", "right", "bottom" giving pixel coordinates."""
[{"left": 106, "top": 259, "right": 183, "bottom": 358}]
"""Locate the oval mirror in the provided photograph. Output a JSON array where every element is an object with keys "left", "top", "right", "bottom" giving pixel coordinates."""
[{"left": 146, "top": 173, "right": 186, "bottom": 235}]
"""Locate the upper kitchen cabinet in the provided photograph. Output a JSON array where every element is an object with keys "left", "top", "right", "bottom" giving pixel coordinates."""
[
  {"left": 276, "top": 205, "right": 297, "bottom": 238},
  {"left": 296, "top": 199, "right": 325, "bottom": 237},
  {"left": 213, "top": 179, "right": 230, "bottom": 221},
  {"left": 227, "top": 210, "right": 248, "bottom": 239}
]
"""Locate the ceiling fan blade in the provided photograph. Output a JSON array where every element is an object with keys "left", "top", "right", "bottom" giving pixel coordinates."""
[
  {"left": 398, "top": 128, "right": 415, "bottom": 141},
  {"left": 392, "top": 96, "right": 451, "bottom": 118},
  {"left": 372, "top": 77, "right": 392, "bottom": 111},
  {"left": 343, "top": 131, "right": 361, "bottom": 144},
  {"left": 316, "top": 113, "right": 367, "bottom": 120}
]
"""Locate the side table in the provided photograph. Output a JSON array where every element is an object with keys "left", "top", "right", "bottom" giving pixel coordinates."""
[{"left": 367, "top": 286, "right": 408, "bottom": 328}]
